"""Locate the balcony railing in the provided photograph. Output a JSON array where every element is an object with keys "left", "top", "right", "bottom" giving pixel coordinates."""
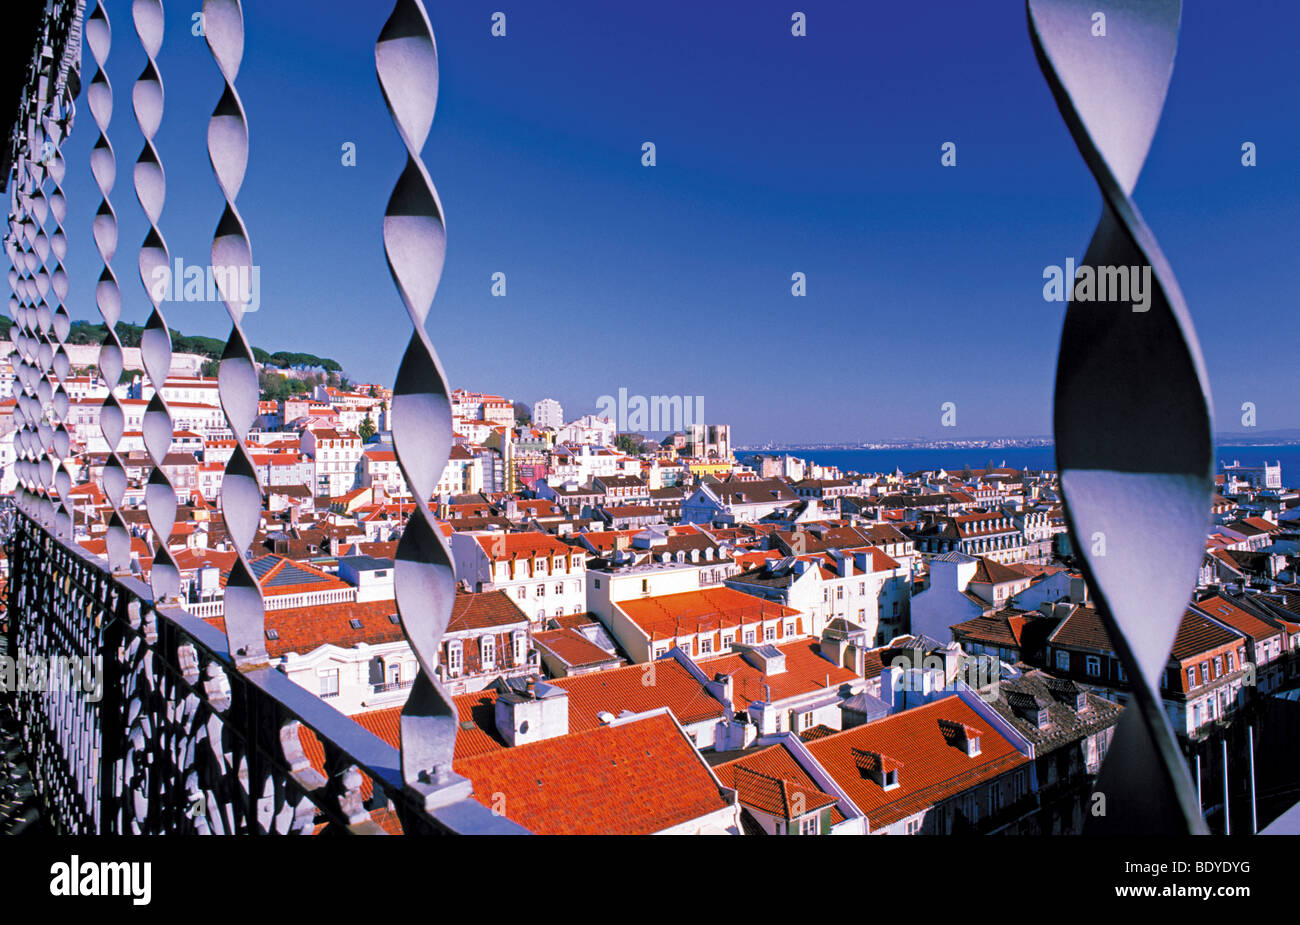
[
  {"left": 374, "top": 679, "right": 415, "bottom": 694},
  {"left": 4, "top": 509, "right": 524, "bottom": 834}
]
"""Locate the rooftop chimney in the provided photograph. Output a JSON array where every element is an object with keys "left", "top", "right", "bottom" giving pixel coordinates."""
[{"left": 494, "top": 678, "right": 569, "bottom": 746}]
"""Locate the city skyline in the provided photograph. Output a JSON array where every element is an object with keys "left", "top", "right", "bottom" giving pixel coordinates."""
[
  {"left": 5, "top": 0, "right": 1299, "bottom": 855},
  {"left": 49, "top": 1, "right": 1299, "bottom": 444}
]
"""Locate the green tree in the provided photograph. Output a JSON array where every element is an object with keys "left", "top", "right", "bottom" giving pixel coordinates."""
[{"left": 359, "top": 414, "right": 377, "bottom": 441}]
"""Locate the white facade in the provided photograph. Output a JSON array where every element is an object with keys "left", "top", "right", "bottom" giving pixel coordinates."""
[
  {"left": 449, "top": 532, "right": 588, "bottom": 623},
  {"left": 533, "top": 398, "right": 563, "bottom": 431}
]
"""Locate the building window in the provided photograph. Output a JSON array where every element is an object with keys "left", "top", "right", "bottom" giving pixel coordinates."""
[
  {"left": 447, "top": 642, "right": 463, "bottom": 676},
  {"left": 1054, "top": 650, "right": 1069, "bottom": 671},
  {"left": 799, "top": 815, "right": 818, "bottom": 835},
  {"left": 1085, "top": 655, "right": 1101, "bottom": 677},
  {"left": 513, "top": 632, "right": 526, "bottom": 665},
  {"left": 318, "top": 669, "right": 339, "bottom": 698},
  {"left": 481, "top": 636, "right": 496, "bottom": 670},
  {"left": 1187, "top": 667, "right": 1196, "bottom": 688},
  {"left": 744, "top": 631, "right": 755, "bottom": 644},
  {"left": 517, "top": 587, "right": 526, "bottom": 600},
  {"left": 765, "top": 626, "right": 776, "bottom": 642},
  {"left": 535, "top": 585, "right": 544, "bottom": 597},
  {"left": 555, "top": 583, "right": 564, "bottom": 595},
  {"left": 1200, "top": 661, "right": 1209, "bottom": 684},
  {"left": 800, "top": 711, "right": 813, "bottom": 730},
  {"left": 1227, "top": 652, "right": 1234, "bottom": 671},
  {"left": 1214, "top": 656, "right": 1223, "bottom": 678},
  {"left": 700, "top": 638, "right": 713, "bottom": 655},
  {"left": 641, "top": 579, "right": 650, "bottom": 593}
]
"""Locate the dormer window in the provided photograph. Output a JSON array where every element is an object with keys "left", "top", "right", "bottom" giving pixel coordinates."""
[{"left": 883, "top": 769, "right": 899, "bottom": 790}]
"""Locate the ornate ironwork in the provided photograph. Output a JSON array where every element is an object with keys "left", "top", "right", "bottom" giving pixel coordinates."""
[
  {"left": 1028, "top": 0, "right": 1212, "bottom": 833},
  {"left": 6, "top": 509, "right": 524, "bottom": 833},
  {"left": 1, "top": 0, "right": 526, "bottom": 835}
]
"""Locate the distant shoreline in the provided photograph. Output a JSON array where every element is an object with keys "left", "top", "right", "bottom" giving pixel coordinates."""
[{"left": 738, "top": 439, "right": 1300, "bottom": 453}]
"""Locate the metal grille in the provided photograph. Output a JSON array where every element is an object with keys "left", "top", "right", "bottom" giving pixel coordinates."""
[{"left": 1, "top": 0, "right": 526, "bottom": 835}]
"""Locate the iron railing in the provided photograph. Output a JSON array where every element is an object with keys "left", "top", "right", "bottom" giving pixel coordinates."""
[
  {"left": 5, "top": 508, "right": 523, "bottom": 834},
  {"left": 1, "top": 0, "right": 524, "bottom": 834}
]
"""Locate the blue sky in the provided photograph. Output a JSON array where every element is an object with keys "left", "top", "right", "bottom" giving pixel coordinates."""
[{"left": 50, "top": 1, "right": 1300, "bottom": 444}]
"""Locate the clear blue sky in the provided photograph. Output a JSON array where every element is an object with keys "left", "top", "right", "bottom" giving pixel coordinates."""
[{"left": 52, "top": 0, "right": 1300, "bottom": 444}]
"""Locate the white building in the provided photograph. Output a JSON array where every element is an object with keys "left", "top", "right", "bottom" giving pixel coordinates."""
[
  {"left": 555, "top": 414, "right": 615, "bottom": 446},
  {"left": 449, "top": 531, "right": 587, "bottom": 623},
  {"left": 300, "top": 427, "right": 363, "bottom": 497},
  {"left": 533, "top": 398, "right": 563, "bottom": 431}
]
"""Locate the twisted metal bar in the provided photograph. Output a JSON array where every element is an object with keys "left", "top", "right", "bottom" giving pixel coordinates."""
[
  {"left": 43, "top": 86, "right": 76, "bottom": 540},
  {"left": 22, "top": 135, "right": 53, "bottom": 529},
  {"left": 1028, "top": 0, "right": 1211, "bottom": 834},
  {"left": 29, "top": 147, "right": 55, "bottom": 530},
  {"left": 86, "top": 0, "right": 132, "bottom": 572},
  {"left": 202, "top": 0, "right": 267, "bottom": 667},
  {"left": 5, "top": 167, "right": 38, "bottom": 516},
  {"left": 375, "top": 0, "right": 472, "bottom": 818},
  {"left": 131, "top": 0, "right": 178, "bottom": 599}
]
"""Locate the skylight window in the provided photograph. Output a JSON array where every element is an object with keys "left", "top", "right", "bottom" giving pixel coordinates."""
[{"left": 349, "top": 618, "right": 363, "bottom": 630}]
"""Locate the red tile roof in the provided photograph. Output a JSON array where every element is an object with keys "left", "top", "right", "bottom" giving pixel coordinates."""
[
  {"left": 806, "top": 698, "right": 1027, "bottom": 830},
  {"left": 473, "top": 532, "right": 573, "bottom": 562},
  {"left": 554, "top": 658, "right": 726, "bottom": 731},
  {"left": 617, "top": 586, "right": 799, "bottom": 642},
  {"left": 699, "top": 639, "right": 858, "bottom": 710},
  {"left": 1169, "top": 608, "right": 1242, "bottom": 661},
  {"left": 454, "top": 712, "right": 733, "bottom": 834},
  {"left": 533, "top": 628, "right": 621, "bottom": 668},
  {"left": 1194, "top": 595, "right": 1282, "bottom": 642},
  {"left": 206, "top": 598, "right": 402, "bottom": 657},
  {"left": 714, "top": 742, "right": 844, "bottom": 823}
]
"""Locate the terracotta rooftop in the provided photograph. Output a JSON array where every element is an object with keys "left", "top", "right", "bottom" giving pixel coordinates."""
[
  {"left": 617, "top": 586, "right": 800, "bottom": 642},
  {"left": 806, "top": 697, "right": 1027, "bottom": 830},
  {"left": 454, "top": 712, "right": 734, "bottom": 835},
  {"left": 715, "top": 744, "right": 843, "bottom": 824}
]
